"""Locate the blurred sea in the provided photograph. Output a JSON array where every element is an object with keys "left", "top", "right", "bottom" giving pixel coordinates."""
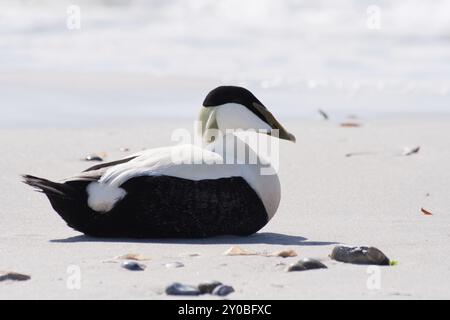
[{"left": 1, "top": 0, "right": 449, "bottom": 127}]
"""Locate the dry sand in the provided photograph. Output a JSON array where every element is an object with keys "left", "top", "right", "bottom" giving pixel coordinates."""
[{"left": 1, "top": 116, "right": 449, "bottom": 299}]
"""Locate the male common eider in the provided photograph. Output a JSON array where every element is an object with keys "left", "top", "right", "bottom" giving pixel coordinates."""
[{"left": 23, "top": 86, "right": 296, "bottom": 238}]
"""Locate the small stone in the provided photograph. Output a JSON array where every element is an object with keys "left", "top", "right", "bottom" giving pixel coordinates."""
[
  {"left": 0, "top": 272, "right": 31, "bottom": 282},
  {"left": 212, "top": 285, "right": 235, "bottom": 297},
  {"left": 179, "top": 253, "right": 201, "bottom": 257},
  {"left": 121, "top": 261, "right": 146, "bottom": 271},
  {"left": 286, "top": 258, "right": 327, "bottom": 272},
  {"left": 198, "top": 281, "right": 222, "bottom": 294},
  {"left": 119, "top": 147, "right": 130, "bottom": 152},
  {"left": 403, "top": 146, "right": 420, "bottom": 156},
  {"left": 269, "top": 249, "right": 298, "bottom": 258},
  {"left": 330, "top": 245, "right": 390, "bottom": 265},
  {"left": 84, "top": 154, "right": 103, "bottom": 162},
  {"left": 165, "top": 262, "right": 185, "bottom": 269},
  {"left": 165, "top": 282, "right": 201, "bottom": 296}
]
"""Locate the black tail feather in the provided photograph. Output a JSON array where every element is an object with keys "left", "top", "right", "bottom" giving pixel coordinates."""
[
  {"left": 22, "top": 175, "right": 75, "bottom": 198},
  {"left": 22, "top": 174, "right": 96, "bottom": 234}
]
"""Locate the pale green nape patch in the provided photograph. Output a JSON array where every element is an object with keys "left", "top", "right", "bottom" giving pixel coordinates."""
[{"left": 198, "top": 106, "right": 219, "bottom": 144}]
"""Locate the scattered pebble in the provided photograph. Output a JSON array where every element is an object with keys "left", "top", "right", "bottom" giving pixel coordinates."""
[
  {"left": 345, "top": 151, "right": 377, "bottom": 157},
  {"left": 223, "top": 246, "right": 255, "bottom": 256},
  {"left": 179, "top": 253, "right": 201, "bottom": 257},
  {"left": 121, "top": 261, "right": 146, "bottom": 271},
  {"left": 286, "top": 258, "right": 327, "bottom": 272},
  {"left": 165, "top": 262, "right": 185, "bottom": 269},
  {"left": 0, "top": 272, "right": 31, "bottom": 282},
  {"left": 212, "top": 285, "right": 235, "bottom": 297},
  {"left": 269, "top": 249, "right": 298, "bottom": 258},
  {"left": 166, "top": 282, "right": 201, "bottom": 296},
  {"left": 402, "top": 146, "right": 420, "bottom": 156},
  {"left": 330, "top": 245, "right": 390, "bottom": 265},
  {"left": 198, "top": 281, "right": 222, "bottom": 294},
  {"left": 84, "top": 154, "right": 103, "bottom": 162},
  {"left": 318, "top": 109, "right": 329, "bottom": 120},
  {"left": 116, "top": 253, "right": 151, "bottom": 261},
  {"left": 340, "top": 122, "right": 361, "bottom": 128}
]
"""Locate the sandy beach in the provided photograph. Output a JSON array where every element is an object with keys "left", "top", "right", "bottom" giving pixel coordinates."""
[{"left": 1, "top": 116, "right": 449, "bottom": 299}]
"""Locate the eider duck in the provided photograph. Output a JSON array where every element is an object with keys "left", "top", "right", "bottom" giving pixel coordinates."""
[{"left": 23, "top": 86, "right": 296, "bottom": 238}]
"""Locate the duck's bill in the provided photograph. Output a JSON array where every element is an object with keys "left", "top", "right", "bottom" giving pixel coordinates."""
[{"left": 252, "top": 103, "right": 296, "bottom": 143}]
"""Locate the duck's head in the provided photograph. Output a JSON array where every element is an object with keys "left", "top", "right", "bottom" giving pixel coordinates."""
[{"left": 199, "top": 86, "right": 296, "bottom": 144}]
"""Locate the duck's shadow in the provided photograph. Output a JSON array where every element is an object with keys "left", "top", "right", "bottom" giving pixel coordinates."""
[{"left": 50, "top": 232, "right": 337, "bottom": 246}]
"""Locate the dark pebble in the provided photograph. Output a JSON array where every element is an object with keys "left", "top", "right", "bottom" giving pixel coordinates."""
[
  {"left": 330, "top": 245, "right": 390, "bottom": 265},
  {"left": 166, "top": 282, "right": 201, "bottom": 296},
  {"left": 84, "top": 154, "right": 103, "bottom": 162},
  {"left": 212, "top": 285, "right": 235, "bottom": 297},
  {"left": 198, "top": 281, "right": 222, "bottom": 294},
  {"left": 121, "top": 261, "right": 146, "bottom": 271},
  {"left": 0, "top": 272, "right": 31, "bottom": 282},
  {"left": 286, "top": 258, "right": 327, "bottom": 272}
]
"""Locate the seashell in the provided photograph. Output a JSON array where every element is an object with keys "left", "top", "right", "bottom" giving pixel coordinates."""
[
  {"left": 116, "top": 253, "right": 150, "bottom": 261},
  {"left": 318, "top": 109, "right": 329, "bottom": 120},
  {"left": 223, "top": 246, "right": 255, "bottom": 256},
  {"left": 84, "top": 154, "right": 103, "bottom": 162},
  {"left": 340, "top": 122, "right": 361, "bottom": 128},
  {"left": 330, "top": 245, "right": 390, "bottom": 265},
  {"left": 0, "top": 272, "right": 31, "bottom": 281}
]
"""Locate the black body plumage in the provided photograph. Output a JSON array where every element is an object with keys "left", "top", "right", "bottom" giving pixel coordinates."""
[{"left": 23, "top": 175, "right": 269, "bottom": 238}]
